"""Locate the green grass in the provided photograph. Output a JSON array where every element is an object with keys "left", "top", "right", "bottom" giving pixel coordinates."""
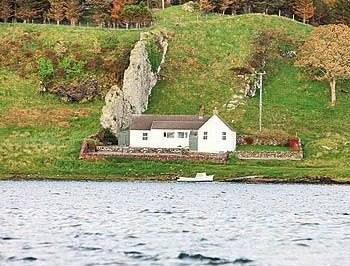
[
  {"left": 1, "top": 7, "right": 350, "bottom": 181},
  {"left": 236, "top": 145, "right": 290, "bottom": 152}
]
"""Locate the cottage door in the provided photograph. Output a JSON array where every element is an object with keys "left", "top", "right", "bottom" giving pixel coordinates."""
[
  {"left": 189, "top": 131, "right": 198, "bottom": 151},
  {"left": 118, "top": 131, "right": 130, "bottom": 146}
]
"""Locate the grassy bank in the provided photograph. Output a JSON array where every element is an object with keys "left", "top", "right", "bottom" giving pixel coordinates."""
[{"left": 1, "top": 7, "right": 350, "bottom": 182}]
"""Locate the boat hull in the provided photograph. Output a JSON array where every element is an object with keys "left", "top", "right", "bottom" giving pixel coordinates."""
[{"left": 177, "top": 176, "right": 214, "bottom": 182}]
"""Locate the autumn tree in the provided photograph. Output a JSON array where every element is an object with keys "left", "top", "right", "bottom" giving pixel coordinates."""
[
  {"left": 15, "top": 0, "right": 38, "bottom": 23},
  {"left": 48, "top": 0, "right": 65, "bottom": 25},
  {"left": 293, "top": 0, "right": 315, "bottom": 23},
  {"left": 65, "top": 0, "right": 82, "bottom": 26},
  {"left": 312, "top": 0, "right": 331, "bottom": 25},
  {"left": 295, "top": 24, "right": 350, "bottom": 106},
  {"left": 87, "top": 0, "right": 111, "bottom": 26},
  {"left": 200, "top": 0, "right": 214, "bottom": 14},
  {"left": 220, "top": 0, "right": 233, "bottom": 14},
  {"left": 331, "top": 0, "right": 350, "bottom": 25},
  {"left": 0, "top": 0, "right": 12, "bottom": 22},
  {"left": 111, "top": 0, "right": 128, "bottom": 26}
]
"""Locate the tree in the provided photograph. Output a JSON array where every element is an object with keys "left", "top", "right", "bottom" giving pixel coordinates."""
[
  {"left": 65, "top": 0, "right": 82, "bottom": 26},
  {"left": 295, "top": 24, "right": 350, "bottom": 106},
  {"left": 200, "top": 0, "right": 214, "bottom": 14},
  {"left": 220, "top": 0, "right": 233, "bottom": 14},
  {"left": 251, "top": 0, "right": 287, "bottom": 14},
  {"left": 111, "top": 0, "right": 125, "bottom": 25},
  {"left": 331, "top": 0, "right": 350, "bottom": 25},
  {"left": 312, "top": 0, "right": 331, "bottom": 25},
  {"left": 293, "top": 0, "right": 315, "bottom": 23},
  {"left": 86, "top": 0, "right": 111, "bottom": 26},
  {"left": 48, "top": 0, "right": 65, "bottom": 25},
  {"left": 15, "top": 0, "right": 38, "bottom": 23},
  {"left": 0, "top": 0, "right": 12, "bottom": 22}
]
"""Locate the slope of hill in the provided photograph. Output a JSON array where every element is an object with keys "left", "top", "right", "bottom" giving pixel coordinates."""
[{"left": 1, "top": 7, "right": 350, "bottom": 181}]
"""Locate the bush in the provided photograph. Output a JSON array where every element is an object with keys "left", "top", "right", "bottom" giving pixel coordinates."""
[
  {"left": 182, "top": 1, "right": 200, "bottom": 13},
  {"left": 146, "top": 38, "right": 162, "bottom": 73},
  {"left": 98, "top": 128, "right": 118, "bottom": 145},
  {"left": 38, "top": 57, "right": 54, "bottom": 85},
  {"left": 50, "top": 78, "right": 100, "bottom": 102},
  {"left": 60, "top": 57, "right": 85, "bottom": 80},
  {"left": 86, "top": 138, "right": 97, "bottom": 152},
  {"left": 244, "top": 136, "right": 254, "bottom": 145},
  {"left": 289, "top": 138, "right": 301, "bottom": 151}
]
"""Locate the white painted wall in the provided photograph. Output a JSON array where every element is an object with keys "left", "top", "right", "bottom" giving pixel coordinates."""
[
  {"left": 129, "top": 129, "right": 191, "bottom": 148},
  {"left": 129, "top": 130, "right": 152, "bottom": 148},
  {"left": 197, "top": 115, "right": 236, "bottom": 153}
]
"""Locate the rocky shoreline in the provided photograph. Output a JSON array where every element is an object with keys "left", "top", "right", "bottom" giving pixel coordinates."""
[{"left": 1, "top": 174, "right": 349, "bottom": 184}]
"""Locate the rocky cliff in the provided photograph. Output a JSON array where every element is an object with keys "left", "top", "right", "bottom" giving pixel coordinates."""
[{"left": 100, "top": 32, "right": 168, "bottom": 136}]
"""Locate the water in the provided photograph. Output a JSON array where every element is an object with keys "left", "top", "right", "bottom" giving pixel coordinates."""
[{"left": 1, "top": 181, "right": 350, "bottom": 266}]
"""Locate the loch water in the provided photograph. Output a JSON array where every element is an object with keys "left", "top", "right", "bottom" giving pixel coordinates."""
[{"left": 1, "top": 181, "right": 350, "bottom": 266}]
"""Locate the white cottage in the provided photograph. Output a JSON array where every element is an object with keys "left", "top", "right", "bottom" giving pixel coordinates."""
[{"left": 122, "top": 113, "right": 236, "bottom": 154}]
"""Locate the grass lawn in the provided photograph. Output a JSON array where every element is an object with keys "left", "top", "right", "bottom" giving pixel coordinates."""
[{"left": 236, "top": 145, "right": 290, "bottom": 152}]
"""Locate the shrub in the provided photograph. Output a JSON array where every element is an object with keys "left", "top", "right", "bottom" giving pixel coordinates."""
[
  {"left": 38, "top": 57, "right": 54, "bottom": 85},
  {"left": 60, "top": 57, "right": 85, "bottom": 80},
  {"left": 289, "top": 138, "right": 301, "bottom": 151},
  {"left": 98, "top": 128, "right": 118, "bottom": 145},
  {"left": 182, "top": 1, "right": 200, "bottom": 13},
  {"left": 244, "top": 136, "right": 254, "bottom": 145},
  {"left": 50, "top": 78, "right": 100, "bottom": 102},
  {"left": 146, "top": 38, "right": 162, "bottom": 73},
  {"left": 86, "top": 138, "right": 97, "bottom": 152}
]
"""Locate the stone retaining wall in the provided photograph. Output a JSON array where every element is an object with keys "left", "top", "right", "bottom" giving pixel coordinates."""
[
  {"left": 235, "top": 150, "right": 303, "bottom": 160},
  {"left": 79, "top": 139, "right": 228, "bottom": 163}
]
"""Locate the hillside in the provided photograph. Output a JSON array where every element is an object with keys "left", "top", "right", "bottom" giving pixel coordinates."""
[{"left": 1, "top": 7, "right": 350, "bottom": 180}]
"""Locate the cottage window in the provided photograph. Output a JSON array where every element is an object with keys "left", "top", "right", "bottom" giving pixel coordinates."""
[
  {"left": 142, "top": 132, "right": 148, "bottom": 140},
  {"left": 203, "top": 131, "right": 208, "bottom": 140},
  {"left": 177, "top": 132, "right": 188, "bottom": 138},
  {"left": 166, "top": 132, "right": 175, "bottom": 138},
  {"left": 222, "top": 132, "right": 227, "bottom": 140}
]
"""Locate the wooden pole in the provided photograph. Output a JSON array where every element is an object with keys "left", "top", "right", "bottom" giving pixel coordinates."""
[{"left": 257, "top": 72, "right": 266, "bottom": 131}]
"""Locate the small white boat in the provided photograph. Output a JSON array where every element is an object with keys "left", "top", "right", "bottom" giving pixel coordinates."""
[{"left": 177, "top": 172, "right": 214, "bottom": 182}]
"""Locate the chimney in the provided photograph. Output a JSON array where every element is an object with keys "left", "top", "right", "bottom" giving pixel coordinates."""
[
  {"left": 198, "top": 104, "right": 205, "bottom": 119},
  {"left": 213, "top": 107, "right": 219, "bottom": 115}
]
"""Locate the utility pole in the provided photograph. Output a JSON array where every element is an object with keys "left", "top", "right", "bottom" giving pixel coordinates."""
[{"left": 257, "top": 72, "right": 266, "bottom": 132}]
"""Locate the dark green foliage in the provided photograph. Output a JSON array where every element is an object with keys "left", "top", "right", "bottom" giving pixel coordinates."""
[
  {"left": 98, "top": 128, "right": 118, "bottom": 145},
  {"left": 121, "top": 3, "right": 153, "bottom": 26}
]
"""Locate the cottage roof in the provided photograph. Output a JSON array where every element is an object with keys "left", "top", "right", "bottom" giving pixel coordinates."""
[{"left": 130, "top": 115, "right": 210, "bottom": 130}]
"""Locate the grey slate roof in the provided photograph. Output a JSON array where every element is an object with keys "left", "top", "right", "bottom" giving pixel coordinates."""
[{"left": 130, "top": 115, "right": 210, "bottom": 130}]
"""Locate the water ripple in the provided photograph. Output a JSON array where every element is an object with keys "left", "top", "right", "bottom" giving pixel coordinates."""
[{"left": 1, "top": 181, "right": 350, "bottom": 265}]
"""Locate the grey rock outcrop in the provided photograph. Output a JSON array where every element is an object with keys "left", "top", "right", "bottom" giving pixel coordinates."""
[{"left": 100, "top": 32, "right": 168, "bottom": 136}]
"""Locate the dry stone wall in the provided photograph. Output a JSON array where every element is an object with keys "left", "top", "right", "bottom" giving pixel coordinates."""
[
  {"left": 79, "top": 139, "right": 228, "bottom": 163},
  {"left": 235, "top": 151, "right": 303, "bottom": 160}
]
